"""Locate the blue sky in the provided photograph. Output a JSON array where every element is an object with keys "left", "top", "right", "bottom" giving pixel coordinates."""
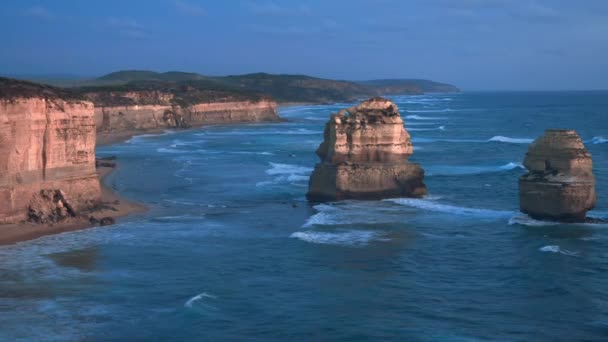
[{"left": 1, "top": 0, "right": 607, "bottom": 90}]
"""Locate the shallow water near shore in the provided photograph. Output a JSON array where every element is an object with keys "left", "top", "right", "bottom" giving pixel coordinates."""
[{"left": 1, "top": 91, "right": 608, "bottom": 341}]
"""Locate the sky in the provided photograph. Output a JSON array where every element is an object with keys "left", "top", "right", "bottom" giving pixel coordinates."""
[{"left": 1, "top": 0, "right": 607, "bottom": 90}]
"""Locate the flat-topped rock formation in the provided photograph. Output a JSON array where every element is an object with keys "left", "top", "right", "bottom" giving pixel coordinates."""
[
  {"left": 519, "top": 129, "right": 596, "bottom": 222},
  {"left": 77, "top": 81, "right": 280, "bottom": 138},
  {"left": 307, "top": 97, "right": 426, "bottom": 201},
  {"left": 0, "top": 77, "right": 101, "bottom": 224}
]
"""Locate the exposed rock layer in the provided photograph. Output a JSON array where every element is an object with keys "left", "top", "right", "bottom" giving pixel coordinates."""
[
  {"left": 83, "top": 90, "right": 280, "bottom": 133},
  {"left": 0, "top": 82, "right": 101, "bottom": 224},
  {"left": 307, "top": 97, "right": 426, "bottom": 201},
  {"left": 519, "top": 129, "right": 596, "bottom": 221}
]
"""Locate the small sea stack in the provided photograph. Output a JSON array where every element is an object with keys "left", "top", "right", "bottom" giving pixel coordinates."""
[
  {"left": 519, "top": 129, "right": 596, "bottom": 222},
  {"left": 306, "top": 97, "right": 427, "bottom": 202}
]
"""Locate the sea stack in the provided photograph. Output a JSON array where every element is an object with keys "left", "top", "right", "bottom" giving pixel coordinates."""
[
  {"left": 0, "top": 78, "right": 101, "bottom": 224},
  {"left": 519, "top": 129, "right": 596, "bottom": 222},
  {"left": 306, "top": 97, "right": 426, "bottom": 201}
]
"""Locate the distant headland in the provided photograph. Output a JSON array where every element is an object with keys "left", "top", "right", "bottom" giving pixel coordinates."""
[{"left": 11, "top": 70, "right": 461, "bottom": 104}]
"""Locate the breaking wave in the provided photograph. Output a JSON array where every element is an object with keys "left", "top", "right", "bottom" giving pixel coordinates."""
[
  {"left": 407, "top": 109, "right": 453, "bottom": 113},
  {"left": 406, "top": 115, "right": 448, "bottom": 120},
  {"left": 590, "top": 136, "right": 607, "bottom": 144},
  {"left": 539, "top": 245, "right": 579, "bottom": 257},
  {"left": 426, "top": 162, "right": 525, "bottom": 176},
  {"left": 384, "top": 198, "right": 514, "bottom": 218},
  {"left": 508, "top": 215, "right": 560, "bottom": 227},
  {"left": 488, "top": 136, "right": 534, "bottom": 144},
  {"left": 257, "top": 163, "right": 312, "bottom": 187},
  {"left": 408, "top": 126, "right": 446, "bottom": 131},
  {"left": 290, "top": 230, "right": 389, "bottom": 246}
]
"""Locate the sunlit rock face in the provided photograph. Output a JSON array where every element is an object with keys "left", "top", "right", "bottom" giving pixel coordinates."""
[
  {"left": 307, "top": 97, "right": 426, "bottom": 201},
  {"left": 0, "top": 78, "right": 101, "bottom": 223},
  {"left": 84, "top": 90, "right": 280, "bottom": 133},
  {"left": 519, "top": 129, "right": 596, "bottom": 222}
]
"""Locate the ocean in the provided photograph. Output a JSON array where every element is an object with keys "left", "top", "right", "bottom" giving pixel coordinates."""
[{"left": 1, "top": 91, "right": 607, "bottom": 341}]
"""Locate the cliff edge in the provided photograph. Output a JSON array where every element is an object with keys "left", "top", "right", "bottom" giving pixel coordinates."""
[{"left": 0, "top": 77, "right": 101, "bottom": 224}]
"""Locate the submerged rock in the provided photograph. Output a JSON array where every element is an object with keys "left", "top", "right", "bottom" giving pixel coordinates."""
[
  {"left": 307, "top": 97, "right": 426, "bottom": 201},
  {"left": 519, "top": 129, "right": 596, "bottom": 222}
]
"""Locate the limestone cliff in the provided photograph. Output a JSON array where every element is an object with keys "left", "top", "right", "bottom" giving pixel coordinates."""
[
  {"left": 80, "top": 83, "right": 280, "bottom": 134},
  {"left": 307, "top": 97, "right": 426, "bottom": 201},
  {"left": 519, "top": 129, "right": 596, "bottom": 222},
  {"left": 0, "top": 78, "right": 101, "bottom": 224}
]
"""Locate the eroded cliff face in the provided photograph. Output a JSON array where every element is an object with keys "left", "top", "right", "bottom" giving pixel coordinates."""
[
  {"left": 85, "top": 90, "right": 280, "bottom": 134},
  {"left": 0, "top": 96, "right": 101, "bottom": 224},
  {"left": 307, "top": 97, "right": 426, "bottom": 201},
  {"left": 519, "top": 129, "right": 596, "bottom": 222}
]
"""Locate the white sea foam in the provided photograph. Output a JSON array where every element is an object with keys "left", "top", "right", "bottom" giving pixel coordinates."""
[
  {"left": 302, "top": 202, "right": 409, "bottom": 228},
  {"left": 508, "top": 215, "right": 560, "bottom": 227},
  {"left": 408, "top": 126, "right": 446, "bottom": 131},
  {"left": 229, "top": 151, "right": 274, "bottom": 156},
  {"left": 266, "top": 163, "right": 313, "bottom": 176},
  {"left": 384, "top": 198, "right": 514, "bottom": 218},
  {"left": 591, "top": 136, "right": 607, "bottom": 144},
  {"left": 290, "top": 230, "right": 388, "bottom": 246},
  {"left": 257, "top": 163, "right": 313, "bottom": 187},
  {"left": 426, "top": 162, "right": 525, "bottom": 176},
  {"left": 157, "top": 147, "right": 188, "bottom": 154},
  {"left": 127, "top": 131, "right": 173, "bottom": 144},
  {"left": 185, "top": 292, "right": 217, "bottom": 308},
  {"left": 406, "top": 115, "right": 448, "bottom": 120},
  {"left": 488, "top": 136, "right": 534, "bottom": 144},
  {"left": 539, "top": 245, "right": 579, "bottom": 256},
  {"left": 407, "top": 109, "right": 453, "bottom": 113},
  {"left": 202, "top": 128, "right": 322, "bottom": 136}
]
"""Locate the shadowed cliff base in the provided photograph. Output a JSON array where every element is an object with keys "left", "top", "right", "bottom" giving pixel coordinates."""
[{"left": 0, "top": 160, "right": 145, "bottom": 246}]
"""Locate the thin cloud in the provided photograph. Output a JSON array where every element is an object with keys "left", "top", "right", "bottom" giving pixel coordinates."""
[
  {"left": 24, "top": 6, "right": 56, "bottom": 21},
  {"left": 245, "top": 1, "right": 312, "bottom": 16},
  {"left": 105, "top": 17, "right": 148, "bottom": 39},
  {"left": 174, "top": 0, "right": 206, "bottom": 16}
]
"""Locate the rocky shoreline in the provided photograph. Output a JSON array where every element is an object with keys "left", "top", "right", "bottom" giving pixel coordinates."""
[
  {"left": 0, "top": 76, "right": 282, "bottom": 245},
  {"left": 0, "top": 160, "right": 145, "bottom": 246}
]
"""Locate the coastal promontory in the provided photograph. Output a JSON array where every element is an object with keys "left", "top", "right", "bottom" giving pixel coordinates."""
[
  {"left": 0, "top": 78, "right": 101, "bottom": 224},
  {"left": 307, "top": 97, "right": 427, "bottom": 201}
]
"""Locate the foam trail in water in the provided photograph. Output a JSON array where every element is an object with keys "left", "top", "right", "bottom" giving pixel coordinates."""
[
  {"left": 185, "top": 292, "right": 217, "bottom": 308},
  {"left": 508, "top": 215, "right": 560, "bottom": 227},
  {"left": 385, "top": 198, "right": 514, "bottom": 218},
  {"left": 407, "top": 109, "right": 453, "bottom": 113},
  {"left": 408, "top": 126, "right": 446, "bottom": 132},
  {"left": 290, "top": 230, "right": 388, "bottom": 246},
  {"left": 488, "top": 136, "right": 533, "bottom": 144},
  {"left": 266, "top": 163, "right": 313, "bottom": 176},
  {"left": 406, "top": 115, "right": 448, "bottom": 120},
  {"left": 201, "top": 128, "right": 322, "bottom": 136},
  {"left": 539, "top": 245, "right": 579, "bottom": 256},
  {"left": 590, "top": 137, "right": 607, "bottom": 144},
  {"left": 257, "top": 163, "right": 313, "bottom": 187},
  {"left": 426, "top": 162, "right": 525, "bottom": 176}
]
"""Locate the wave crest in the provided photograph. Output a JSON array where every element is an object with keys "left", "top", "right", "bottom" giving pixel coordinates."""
[
  {"left": 384, "top": 198, "right": 514, "bottom": 218},
  {"left": 488, "top": 136, "right": 533, "bottom": 144}
]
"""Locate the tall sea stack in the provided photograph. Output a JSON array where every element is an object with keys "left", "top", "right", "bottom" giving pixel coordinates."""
[
  {"left": 519, "top": 129, "right": 596, "bottom": 222},
  {"left": 307, "top": 97, "right": 426, "bottom": 202}
]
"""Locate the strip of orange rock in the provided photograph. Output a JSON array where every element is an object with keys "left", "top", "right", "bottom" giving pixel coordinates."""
[{"left": 0, "top": 97, "right": 101, "bottom": 223}]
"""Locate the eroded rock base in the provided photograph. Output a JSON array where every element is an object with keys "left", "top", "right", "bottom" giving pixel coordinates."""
[{"left": 307, "top": 163, "right": 427, "bottom": 202}]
